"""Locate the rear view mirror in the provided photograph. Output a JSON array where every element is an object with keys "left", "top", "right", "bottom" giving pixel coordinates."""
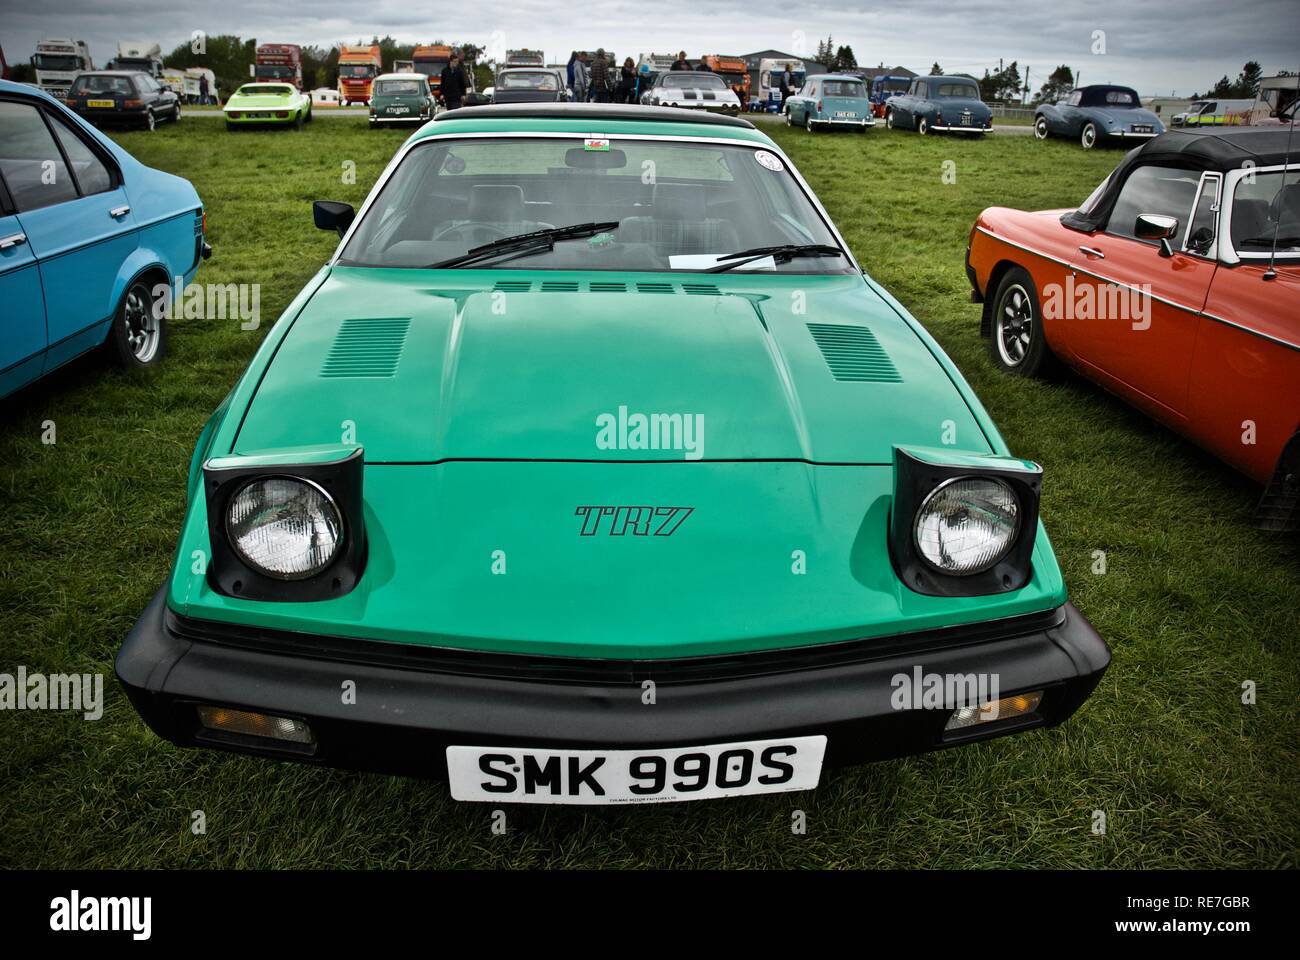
[
  {"left": 313, "top": 200, "right": 355, "bottom": 238},
  {"left": 1135, "top": 213, "right": 1178, "bottom": 258},
  {"left": 565, "top": 147, "right": 628, "bottom": 170}
]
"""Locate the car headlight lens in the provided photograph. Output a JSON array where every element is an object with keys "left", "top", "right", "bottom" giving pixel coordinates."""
[
  {"left": 226, "top": 477, "right": 344, "bottom": 579},
  {"left": 914, "top": 477, "right": 1020, "bottom": 575}
]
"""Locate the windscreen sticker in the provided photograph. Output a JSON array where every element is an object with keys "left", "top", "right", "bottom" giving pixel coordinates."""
[
  {"left": 584, "top": 135, "right": 610, "bottom": 151},
  {"left": 754, "top": 150, "right": 784, "bottom": 172}
]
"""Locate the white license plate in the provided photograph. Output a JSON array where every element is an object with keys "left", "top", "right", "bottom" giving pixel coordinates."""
[
  {"left": 1132, "top": 125, "right": 1152, "bottom": 133},
  {"left": 247, "top": 112, "right": 272, "bottom": 118},
  {"left": 390, "top": 107, "right": 410, "bottom": 114},
  {"left": 835, "top": 111, "right": 854, "bottom": 117},
  {"left": 447, "top": 735, "right": 826, "bottom": 805}
]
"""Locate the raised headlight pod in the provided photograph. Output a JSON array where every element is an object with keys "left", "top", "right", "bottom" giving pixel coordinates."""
[
  {"left": 226, "top": 476, "right": 343, "bottom": 579},
  {"left": 891, "top": 446, "right": 1042, "bottom": 597},
  {"left": 202, "top": 446, "right": 367, "bottom": 601},
  {"left": 914, "top": 476, "right": 1019, "bottom": 575}
]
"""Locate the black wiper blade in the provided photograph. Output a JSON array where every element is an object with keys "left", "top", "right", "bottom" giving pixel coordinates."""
[
  {"left": 705, "top": 243, "right": 845, "bottom": 273},
  {"left": 428, "top": 221, "right": 620, "bottom": 269},
  {"left": 1239, "top": 235, "right": 1300, "bottom": 247}
]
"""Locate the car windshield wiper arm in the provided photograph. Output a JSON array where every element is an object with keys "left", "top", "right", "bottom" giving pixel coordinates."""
[
  {"left": 428, "top": 221, "right": 621, "bottom": 269},
  {"left": 705, "top": 243, "right": 845, "bottom": 273},
  {"left": 1239, "top": 235, "right": 1300, "bottom": 247}
]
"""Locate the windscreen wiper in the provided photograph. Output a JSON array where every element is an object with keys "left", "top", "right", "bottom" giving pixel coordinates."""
[
  {"left": 1239, "top": 235, "right": 1300, "bottom": 247},
  {"left": 428, "top": 221, "right": 621, "bottom": 269},
  {"left": 705, "top": 243, "right": 845, "bottom": 273}
]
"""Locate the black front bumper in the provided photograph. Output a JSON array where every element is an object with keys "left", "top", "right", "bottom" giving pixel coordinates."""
[{"left": 116, "top": 586, "right": 1110, "bottom": 779}]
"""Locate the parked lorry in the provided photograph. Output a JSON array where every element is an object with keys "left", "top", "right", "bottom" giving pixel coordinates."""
[
  {"left": 111, "top": 41, "right": 163, "bottom": 79},
  {"left": 31, "top": 38, "right": 93, "bottom": 99},
  {"left": 758, "top": 57, "right": 805, "bottom": 110},
  {"left": 412, "top": 44, "right": 453, "bottom": 99},
  {"left": 703, "top": 54, "right": 751, "bottom": 102},
  {"left": 505, "top": 49, "right": 546, "bottom": 68},
  {"left": 337, "top": 44, "right": 382, "bottom": 104},
  {"left": 254, "top": 43, "right": 303, "bottom": 89}
]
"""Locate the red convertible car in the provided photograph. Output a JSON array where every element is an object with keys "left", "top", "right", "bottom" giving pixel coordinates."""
[{"left": 966, "top": 127, "right": 1299, "bottom": 529}]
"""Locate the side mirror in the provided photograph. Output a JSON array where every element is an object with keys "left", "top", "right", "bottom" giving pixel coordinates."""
[
  {"left": 1135, "top": 213, "right": 1178, "bottom": 258},
  {"left": 313, "top": 200, "right": 355, "bottom": 238}
]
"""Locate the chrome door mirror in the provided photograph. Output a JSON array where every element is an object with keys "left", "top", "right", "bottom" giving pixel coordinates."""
[{"left": 1135, "top": 213, "right": 1179, "bottom": 258}]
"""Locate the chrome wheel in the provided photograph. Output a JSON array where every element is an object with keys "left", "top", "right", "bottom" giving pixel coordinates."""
[
  {"left": 806, "top": 113, "right": 814, "bottom": 132},
  {"left": 144, "top": 109, "right": 156, "bottom": 131},
  {"left": 123, "top": 284, "right": 160, "bottom": 363},
  {"left": 1034, "top": 116, "right": 1049, "bottom": 139},
  {"left": 1081, "top": 122, "right": 1097, "bottom": 149},
  {"left": 885, "top": 109, "right": 895, "bottom": 129},
  {"left": 917, "top": 116, "right": 929, "bottom": 135},
  {"left": 995, "top": 283, "right": 1033, "bottom": 366}
]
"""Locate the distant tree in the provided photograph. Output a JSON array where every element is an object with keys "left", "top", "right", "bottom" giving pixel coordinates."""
[
  {"left": 1033, "top": 64, "right": 1074, "bottom": 105},
  {"left": 9, "top": 63, "right": 34, "bottom": 84},
  {"left": 1239, "top": 60, "right": 1263, "bottom": 97},
  {"left": 815, "top": 36, "right": 835, "bottom": 67},
  {"left": 978, "top": 60, "right": 1021, "bottom": 101},
  {"left": 834, "top": 45, "right": 857, "bottom": 71},
  {"left": 930, "top": 61, "right": 943, "bottom": 76}
]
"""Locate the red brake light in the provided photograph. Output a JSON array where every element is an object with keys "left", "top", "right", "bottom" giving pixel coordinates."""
[
  {"left": 276, "top": 110, "right": 289, "bottom": 118},
  {"left": 124, "top": 99, "right": 143, "bottom": 108}
]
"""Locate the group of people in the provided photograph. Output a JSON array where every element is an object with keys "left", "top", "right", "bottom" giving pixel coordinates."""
[{"left": 566, "top": 49, "right": 640, "bottom": 104}]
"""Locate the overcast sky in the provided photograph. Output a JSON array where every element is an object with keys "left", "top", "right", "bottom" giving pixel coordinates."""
[{"left": 5, "top": 0, "right": 1298, "bottom": 97}]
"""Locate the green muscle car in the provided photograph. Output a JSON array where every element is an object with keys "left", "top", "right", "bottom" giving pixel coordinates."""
[
  {"left": 223, "top": 82, "right": 312, "bottom": 130},
  {"left": 117, "top": 103, "right": 1109, "bottom": 805}
]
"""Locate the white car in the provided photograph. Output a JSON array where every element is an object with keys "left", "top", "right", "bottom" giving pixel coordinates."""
[{"left": 641, "top": 71, "right": 741, "bottom": 114}]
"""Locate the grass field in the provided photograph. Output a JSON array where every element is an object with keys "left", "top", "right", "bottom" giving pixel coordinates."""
[{"left": 1, "top": 116, "right": 1296, "bottom": 869}]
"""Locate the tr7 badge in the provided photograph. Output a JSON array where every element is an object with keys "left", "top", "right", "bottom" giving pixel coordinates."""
[{"left": 574, "top": 506, "right": 693, "bottom": 537}]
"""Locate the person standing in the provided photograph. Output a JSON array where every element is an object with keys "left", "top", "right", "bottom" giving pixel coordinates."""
[
  {"left": 779, "top": 65, "right": 792, "bottom": 108},
  {"left": 590, "top": 49, "right": 610, "bottom": 103},
  {"left": 566, "top": 51, "right": 576, "bottom": 92},
  {"left": 619, "top": 57, "right": 636, "bottom": 104},
  {"left": 572, "top": 52, "right": 589, "bottom": 103},
  {"left": 671, "top": 50, "right": 690, "bottom": 71},
  {"left": 198, "top": 73, "right": 210, "bottom": 105},
  {"left": 440, "top": 53, "right": 467, "bottom": 111}
]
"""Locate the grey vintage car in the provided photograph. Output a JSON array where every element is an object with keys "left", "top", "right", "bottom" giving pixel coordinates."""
[
  {"left": 883, "top": 75, "right": 992, "bottom": 135},
  {"left": 1034, "top": 85, "right": 1164, "bottom": 149}
]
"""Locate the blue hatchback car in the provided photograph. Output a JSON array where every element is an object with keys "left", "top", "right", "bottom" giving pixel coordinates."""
[{"left": 0, "top": 79, "right": 209, "bottom": 399}]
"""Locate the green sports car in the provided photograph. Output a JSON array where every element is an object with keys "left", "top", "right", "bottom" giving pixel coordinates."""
[
  {"left": 118, "top": 104, "right": 1109, "bottom": 805},
  {"left": 223, "top": 82, "right": 312, "bottom": 130}
]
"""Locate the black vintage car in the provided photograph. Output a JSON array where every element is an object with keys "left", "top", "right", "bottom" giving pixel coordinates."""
[
  {"left": 65, "top": 70, "right": 181, "bottom": 130},
  {"left": 490, "top": 68, "right": 569, "bottom": 103}
]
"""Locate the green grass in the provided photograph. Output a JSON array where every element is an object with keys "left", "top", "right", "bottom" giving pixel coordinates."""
[{"left": 1, "top": 117, "right": 1296, "bottom": 868}]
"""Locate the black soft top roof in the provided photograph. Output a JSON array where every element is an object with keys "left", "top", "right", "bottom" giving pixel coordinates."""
[
  {"left": 435, "top": 102, "right": 755, "bottom": 128},
  {"left": 1062, "top": 127, "right": 1299, "bottom": 232},
  {"left": 1134, "top": 126, "right": 1300, "bottom": 169}
]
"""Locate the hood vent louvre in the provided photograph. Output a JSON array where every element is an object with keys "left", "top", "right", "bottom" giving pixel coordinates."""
[
  {"left": 493, "top": 280, "right": 532, "bottom": 292},
  {"left": 540, "top": 281, "right": 580, "bottom": 292},
  {"left": 682, "top": 283, "right": 721, "bottom": 296},
  {"left": 807, "top": 323, "right": 902, "bottom": 382},
  {"left": 588, "top": 281, "right": 627, "bottom": 292},
  {"left": 636, "top": 282, "right": 675, "bottom": 294},
  {"left": 321, "top": 317, "right": 411, "bottom": 378}
]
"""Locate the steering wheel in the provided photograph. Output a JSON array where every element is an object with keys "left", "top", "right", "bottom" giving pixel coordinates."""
[{"left": 432, "top": 223, "right": 510, "bottom": 245}]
